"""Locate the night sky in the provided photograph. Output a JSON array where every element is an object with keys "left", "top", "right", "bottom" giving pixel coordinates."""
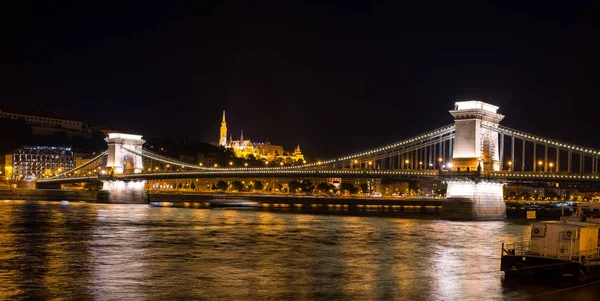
[{"left": 1, "top": 1, "right": 599, "bottom": 158}]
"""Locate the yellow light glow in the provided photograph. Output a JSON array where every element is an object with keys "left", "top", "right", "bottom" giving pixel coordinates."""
[
  {"left": 244, "top": 163, "right": 248, "bottom": 167},
  {"left": 353, "top": 160, "right": 358, "bottom": 163},
  {"left": 405, "top": 160, "right": 409, "bottom": 164},
  {"left": 229, "top": 162, "right": 233, "bottom": 166},
  {"left": 538, "top": 160, "right": 543, "bottom": 166}
]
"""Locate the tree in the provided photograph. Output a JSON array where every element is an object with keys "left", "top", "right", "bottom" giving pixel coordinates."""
[
  {"left": 340, "top": 182, "right": 358, "bottom": 195},
  {"left": 289, "top": 180, "right": 303, "bottom": 193},
  {"left": 83, "top": 179, "right": 104, "bottom": 191},
  {"left": 253, "top": 181, "right": 264, "bottom": 191},
  {"left": 360, "top": 183, "right": 369, "bottom": 194},
  {"left": 316, "top": 182, "right": 330, "bottom": 194},
  {"left": 231, "top": 180, "right": 244, "bottom": 191},
  {"left": 301, "top": 180, "right": 314, "bottom": 194},
  {"left": 216, "top": 180, "right": 228, "bottom": 191}
]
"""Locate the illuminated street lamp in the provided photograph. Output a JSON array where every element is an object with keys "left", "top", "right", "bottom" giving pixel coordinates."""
[
  {"left": 538, "top": 160, "right": 543, "bottom": 172},
  {"left": 214, "top": 163, "right": 218, "bottom": 168},
  {"left": 280, "top": 162, "right": 284, "bottom": 166},
  {"left": 508, "top": 161, "right": 513, "bottom": 171},
  {"left": 419, "top": 161, "right": 423, "bottom": 169},
  {"left": 303, "top": 160, "right": 307, "bottom": 164},
  {"left": 368, "top": 161, "right": 372, "bottom": 169},
  {"left": 549, "top": 162, "right": 554, "bottom": 172},
  {"left": 265, "top": 161, "right": 269, "bottom": 165},
  {"left": 199, "top": 163, "right": 203, "bottom": 167},
  {"left": 229, "top": 161, "right": 233, "bottom": 166},
  {"left": 244, "top": 163, "right": 248, "bottom": 167},
  {"left": 405, "top": 159, "right": 409, "bottom": 169}
]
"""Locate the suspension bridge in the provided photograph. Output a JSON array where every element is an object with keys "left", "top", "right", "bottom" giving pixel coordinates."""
[{"left": 36, "top": 100, "right": 600, "bottom": 220}]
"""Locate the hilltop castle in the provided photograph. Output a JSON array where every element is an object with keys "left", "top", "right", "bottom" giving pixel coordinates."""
[{"left": 218, "top": 111, "right": 304, "bottom": 162}]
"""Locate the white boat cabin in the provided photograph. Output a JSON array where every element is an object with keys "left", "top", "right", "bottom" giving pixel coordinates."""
[{"left": 529, "top": 221, "right": 600, "bottom": 259}]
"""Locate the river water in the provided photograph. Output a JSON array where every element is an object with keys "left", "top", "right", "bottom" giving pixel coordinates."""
[{"left": 1, "top": 200, "right": 599, "bottom": 300}]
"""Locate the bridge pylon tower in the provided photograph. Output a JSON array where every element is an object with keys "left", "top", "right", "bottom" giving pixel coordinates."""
[
  {"left": 449, "top": 101, "right": 504, "bottom": 172},
  {"left": 105, "top": 133, "right": 145, "bottom": 175}
]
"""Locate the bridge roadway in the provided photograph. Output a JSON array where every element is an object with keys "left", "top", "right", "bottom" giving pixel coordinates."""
[{"left": 38, "top": 169, "right": 600, "bottom": 185}]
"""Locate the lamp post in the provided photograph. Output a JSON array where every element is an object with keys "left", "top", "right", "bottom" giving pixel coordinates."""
[
  {"left": 549, "top": 162, "right": 554, "bottom": 173},
  {"left": 438, "top": 157, "right": 443, "bottom": 170},
  {"left": 508, "top": 161, "right": 513, "bottom": 172},
  {"left": 538, "top": 160, "right": 543, "bottom": 173},
  {"left": 368, "top": 161, "right": 373, "bottom": 169},
  {"left": 405, "top": 159, "right": 409, "bottom": 170}
]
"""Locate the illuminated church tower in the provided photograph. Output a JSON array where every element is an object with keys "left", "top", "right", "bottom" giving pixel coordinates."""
[{"left": 219, "top": 110, "right": 227, "bottom": 147}]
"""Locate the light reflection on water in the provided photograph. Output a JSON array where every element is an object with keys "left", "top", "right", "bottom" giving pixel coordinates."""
[{"left": 0, "top": 200, "right": 598, "bottom": 300}]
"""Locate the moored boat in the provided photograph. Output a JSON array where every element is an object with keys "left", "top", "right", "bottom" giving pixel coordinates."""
[{"left": 501, "top": 220, "right": 600, "bottom": 283}]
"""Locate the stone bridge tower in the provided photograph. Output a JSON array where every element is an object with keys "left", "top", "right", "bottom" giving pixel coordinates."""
[
  {"left": 449, "top": 101, "right": 504, "bottom": 172},
  {"left": 105, "top": 133, "right": 145, "bottom": 174}
]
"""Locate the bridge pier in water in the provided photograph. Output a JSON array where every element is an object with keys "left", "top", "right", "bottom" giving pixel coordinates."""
[
  {"left": 98, "top": 180, "right": 148, "bottom": 204},
  {"left": 442, "top": 180, "right": 506, "bottom": 220},
  {"left": 442, "top": 101, "right": 506, "bottom": 220}
]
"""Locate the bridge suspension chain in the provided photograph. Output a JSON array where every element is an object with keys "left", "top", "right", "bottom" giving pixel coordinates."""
[{"left": 49, "top": 150, "right": 108, "bottom": 179}]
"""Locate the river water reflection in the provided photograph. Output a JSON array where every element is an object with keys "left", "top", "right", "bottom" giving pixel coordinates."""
[{"left": 1, "top": 200, "right": 599, "bottom": 300}]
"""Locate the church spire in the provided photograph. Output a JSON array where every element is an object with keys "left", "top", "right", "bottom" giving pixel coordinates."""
[{"left": 219, "top": 110, "right": 227, "bottom": 147}]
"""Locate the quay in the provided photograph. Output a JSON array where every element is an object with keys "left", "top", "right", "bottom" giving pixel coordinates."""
[{"left": 148, "top": 192, "right": 444, "bottom": 216}]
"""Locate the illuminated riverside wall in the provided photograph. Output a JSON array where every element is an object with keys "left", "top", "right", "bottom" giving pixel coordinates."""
[
  {"left": 144, "top": 177, "right": 380, "bottom": 193},
  {"left": 100, "top": 180, "right": 147, "bottom": 203},
  {"left": 442, "top": 181, "right": 506, "bottom": 220}
]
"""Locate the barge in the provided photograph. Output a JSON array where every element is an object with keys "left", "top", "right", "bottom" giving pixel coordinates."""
[{"left": 501, "top": 203, "right": 600, "bottom": 283}]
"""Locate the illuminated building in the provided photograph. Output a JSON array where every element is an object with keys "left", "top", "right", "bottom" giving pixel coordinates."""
[
  {"left": 219, "top": 110, "right": 227, "bottom": 147},
  {"left": 217, "top": 111, "right": 305, "bottom": 161},
  {"left": 4, "top": 146, "right": 74, "bottom": 180}
]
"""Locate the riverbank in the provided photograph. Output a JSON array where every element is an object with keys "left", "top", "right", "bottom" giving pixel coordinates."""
[{"left": 0, "top": 188, "right": 97, "bottom": 202}]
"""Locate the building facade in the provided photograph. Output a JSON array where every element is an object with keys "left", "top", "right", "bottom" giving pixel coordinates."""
[
  {"left": 217, "top": 111, "right": 305, "bottom": 162},
  {"left": 5, "top": 146, "right": 75, "bottom": 180}
]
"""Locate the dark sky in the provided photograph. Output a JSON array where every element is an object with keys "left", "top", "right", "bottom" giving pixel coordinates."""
[{"left": 1, "top": 1, "right": 599, "bottom": 158}]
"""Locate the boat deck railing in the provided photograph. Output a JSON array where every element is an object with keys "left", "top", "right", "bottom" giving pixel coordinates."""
[{"left": 502, "top": 242, "right": 600, "bottom": 263}]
